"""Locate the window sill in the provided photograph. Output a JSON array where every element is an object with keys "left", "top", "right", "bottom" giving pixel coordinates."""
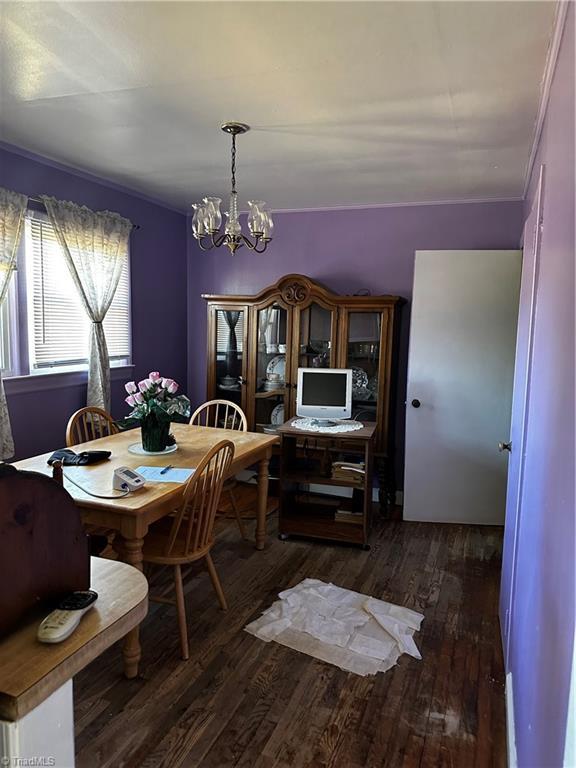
[{"left": 3, "top": 364, "right": 134, "bottom": 396}]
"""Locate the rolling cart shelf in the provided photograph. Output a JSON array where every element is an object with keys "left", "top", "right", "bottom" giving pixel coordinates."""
[
  {"left": 277, "top": 419, "right": 376, "bottom": 547},
  {"left": 280, "top": 519, "right": 367, "bottom": 546},
  {"left": 282, "top": 472, "right": 365, "bottom": 489}
]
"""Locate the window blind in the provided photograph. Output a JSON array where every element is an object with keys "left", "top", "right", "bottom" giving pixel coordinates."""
[
  {"left": 216, "top": 310, "right": 243, "bottom": 354},
  {"left": 27, "top": 216, "right": 131, "bottom": 369}
]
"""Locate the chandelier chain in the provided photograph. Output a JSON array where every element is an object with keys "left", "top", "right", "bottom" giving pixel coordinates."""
[{"left": 231, "top": 133, "right": 237, "bottom": 194}]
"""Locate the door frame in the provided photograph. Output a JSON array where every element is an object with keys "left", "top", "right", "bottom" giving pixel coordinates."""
[{"left": 500, "top": 165, "right": 545, "bottom": 667}]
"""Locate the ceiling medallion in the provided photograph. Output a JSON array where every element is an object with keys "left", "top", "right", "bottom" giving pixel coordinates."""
[{"left": 191, "top": 122, "right": 274, "bottom": 255}]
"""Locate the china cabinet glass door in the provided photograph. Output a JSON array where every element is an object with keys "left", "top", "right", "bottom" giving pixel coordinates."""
[
  {"left": 209, "top": 305, "right": 248, "bottom": 412},
  {"left": 296, "top": 301, "right": 337, "bottom": 368},
  {"left": 291, "top": 300, "right": 337, "bottom": 414},
  {"left": 250, "top": 300, "right": 292, "bottom": 431},
  {"left": 341, "top": 310, "right": 388, "bottom": 432}
]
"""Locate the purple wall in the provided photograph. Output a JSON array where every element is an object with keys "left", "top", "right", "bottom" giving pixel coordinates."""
[
  {"left": 0, "top": 144, "right": 188, "bottom": 459},
  {"left": 188, "top": 200, "right": 523, "bottom": 485},
  {"left": 505, "top": 8, "right": 575, "bottom": 766}
]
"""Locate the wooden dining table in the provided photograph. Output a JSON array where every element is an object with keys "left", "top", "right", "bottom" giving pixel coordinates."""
[{"left": 14, "top": 423, "right": 279, "bottom": 678}]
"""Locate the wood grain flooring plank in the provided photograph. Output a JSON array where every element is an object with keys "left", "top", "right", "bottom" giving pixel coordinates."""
[
  {"left": 361, "top": 525, "right": 449, "bottom": 768},
  {"left": 73, "top": 516, "right": 506, "bottom": 768},
  {"left": 200, "top": 644, "right": 307, "bottom": 768}
]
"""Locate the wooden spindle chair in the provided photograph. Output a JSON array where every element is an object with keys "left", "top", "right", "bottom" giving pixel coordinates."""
[
  {"left": 189, "top": 399, "right": 249, "bottom": 539},
  {"left": 189, "top": 399, "right": 247, "bottom": 432},
  {"left": 65, "top": 406, "right": 120, "bottom": 556},
  {"left": 142, "top": 439, "right": 235, "bottom": 660},
  {"left": 66, "top": 406, "right": 119, "bottom": 447}
]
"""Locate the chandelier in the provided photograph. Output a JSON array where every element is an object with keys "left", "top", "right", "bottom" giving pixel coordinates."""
[{"left": 191, "top": 122, "right": 274, "bottom": 254}]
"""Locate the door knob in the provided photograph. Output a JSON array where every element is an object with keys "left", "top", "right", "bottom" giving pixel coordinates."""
[
  {"left": 498, "top": 441, "right": 512, "bottom": 452},
  {"left": 411, "top": 399, "right": 421, "bottom": 408}
]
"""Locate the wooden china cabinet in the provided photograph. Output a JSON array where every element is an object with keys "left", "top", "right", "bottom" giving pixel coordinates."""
[{"left": 203, "top": 274, "right": 403, "bottom": 507}]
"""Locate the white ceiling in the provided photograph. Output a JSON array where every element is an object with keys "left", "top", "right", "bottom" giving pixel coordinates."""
[{"left": 0, "top": 1, "right": 556, "bottom": 211}]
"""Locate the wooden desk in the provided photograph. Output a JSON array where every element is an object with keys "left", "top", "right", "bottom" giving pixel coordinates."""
[
  {"left": 14, "top": 423, "right": 278, "bottom": 678},
  {"left": 0, "top": 557, "right": 147, "bottom": 766}
]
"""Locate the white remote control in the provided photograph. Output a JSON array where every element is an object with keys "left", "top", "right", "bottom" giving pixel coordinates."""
[{"left": 37, "top": 590, "right": 98, "bottom": 644}]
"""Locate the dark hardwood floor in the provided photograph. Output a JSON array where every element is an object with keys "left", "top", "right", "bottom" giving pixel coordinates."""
[{"left": 74, "top": 515, "right": 506, "bottom": 768}]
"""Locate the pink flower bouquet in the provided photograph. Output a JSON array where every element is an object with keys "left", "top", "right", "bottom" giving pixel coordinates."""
[{"left": 120, "top": 372, "right": 190, "bottom": 452}]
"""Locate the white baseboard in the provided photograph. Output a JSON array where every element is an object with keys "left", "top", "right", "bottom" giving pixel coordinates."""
[
  {"left": 506, "top": 673, "right": 518, "bottom": 768},
  {"left": 563, "top": 630, "right": 576, "bottom": 767}
]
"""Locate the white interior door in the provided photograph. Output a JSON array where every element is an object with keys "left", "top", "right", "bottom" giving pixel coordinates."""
[{"left": 404, "top": 250, "right": 521, "bottom": 524}]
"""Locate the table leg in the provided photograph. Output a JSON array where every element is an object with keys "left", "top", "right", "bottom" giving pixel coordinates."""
[
  {"left": 256, "top": 457, "right": 270, "bottom": 551},
  {"left": 121, "top": 536, "right": 144, "bottom": 679}
]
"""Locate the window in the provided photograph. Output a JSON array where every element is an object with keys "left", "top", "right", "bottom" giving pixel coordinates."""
[{"left": 0, "top": 210, "right": 131, "bottom": 376}]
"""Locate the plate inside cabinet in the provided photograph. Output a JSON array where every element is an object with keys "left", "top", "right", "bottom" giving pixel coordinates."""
[
  {"left": 266, "top": 355, "right": 286, "bottom": 380},
  {"left": 351, "top": 366, "right": 368, "bottom": 393},
  {"left": 271, "top": 404, "right": 285, "bottom": 425}
]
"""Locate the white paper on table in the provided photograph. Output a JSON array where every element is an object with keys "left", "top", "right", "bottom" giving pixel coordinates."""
[{"left": 135, "top": 466, "right": 195, "bottom": 483}]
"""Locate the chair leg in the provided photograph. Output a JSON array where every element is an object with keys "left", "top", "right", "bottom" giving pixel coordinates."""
[
  {"left": 204, "top": 553, "right": 228, "bottom": 611},
  {"left": 173, "top": 564, "right": 189, "bottom": 660},
  {"left": 228, "top": 488, "right": 247, "bottom": 540}
]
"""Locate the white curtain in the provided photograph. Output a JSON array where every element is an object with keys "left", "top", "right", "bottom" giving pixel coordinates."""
[
  {"left": 0, "top": 187, "right": 28, "bottom": 460},
  {"left": 258, "top": 306, "right": 275, "bottom": 347},
  {"left": 41, "top": 196, "right": 132, "bottom": 412}
]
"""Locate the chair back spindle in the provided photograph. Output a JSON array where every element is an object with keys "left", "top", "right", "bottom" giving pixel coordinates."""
[
  {"left": 189, "top": 400, "right": 247, "bottom": 433},
  {"left": 66, "top": 407, "right": 119, "bottom": 447},
  {"left": 165, "top": 440, "right": 234, "bottom": 558}
]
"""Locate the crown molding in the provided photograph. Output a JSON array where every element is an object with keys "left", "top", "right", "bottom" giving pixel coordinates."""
[
  {"left": 0, "top": 141, "right": 185, "bottom": 216},
  {"left": 268, "top": 197, "right": 524, "bottom": 215},
  {"left": 522, "top": 0, "right": 570, "bottom": 199}
]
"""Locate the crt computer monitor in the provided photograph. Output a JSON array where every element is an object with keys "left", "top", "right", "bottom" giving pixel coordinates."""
[{"left": 296, "top": 368, "right": 353, "bottom": 424}]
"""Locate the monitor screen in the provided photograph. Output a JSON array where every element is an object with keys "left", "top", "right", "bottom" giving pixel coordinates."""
[{"left": 301, "top": 371, "right": 348, "bottom": 406}]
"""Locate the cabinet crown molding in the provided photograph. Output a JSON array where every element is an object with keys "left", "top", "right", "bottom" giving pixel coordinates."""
[{"left": 202, "top": 274, "right": 405, "bottom": 307}]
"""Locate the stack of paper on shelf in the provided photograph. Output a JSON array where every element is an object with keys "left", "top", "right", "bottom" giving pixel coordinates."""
[
  {"left": 332, "top": 460, "right": 366, "bottom": 485},
  {"left": 334, "top": 509, "right": 364, "bottom": 524}
]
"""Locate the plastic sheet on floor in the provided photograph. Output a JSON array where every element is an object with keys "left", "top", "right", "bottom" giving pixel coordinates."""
[{"left": 245, "top": 578, "right": 424, "bottom": 676}]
